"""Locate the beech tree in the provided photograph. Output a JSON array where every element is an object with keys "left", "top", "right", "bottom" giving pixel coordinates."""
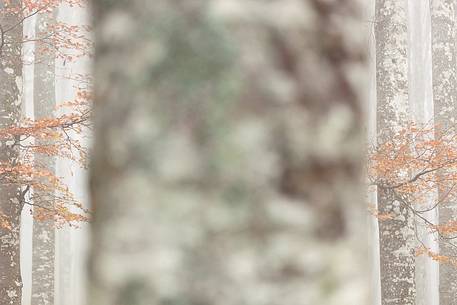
[
  {"left": 374, "top": 0, "right": 416, "bottom": 304},
  {"left": 31, "top": 7, "right": 57, "bottom": 305},
  {"left": 90, "top": 1, "right": 367, "bottom": 305},
  {"left": 430, "top": 1, "right": 457, "bottom": 304},
  {"left": 0, "top": 1, "right": 24, "bottom": 303},
  {"left": 0, "top": 0, "right": 91, "bottom": 303},
  {"left": 369, "top": 124, "right": 457, "bottom": 259}
]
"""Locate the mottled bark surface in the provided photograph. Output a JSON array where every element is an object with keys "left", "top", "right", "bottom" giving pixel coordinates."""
[
  {"left": 375, "top": 0, "right": 416, "bottom": 304},
  {"left": 31, "top": 10, "right": 56, "bottom": 305},
  {"left": 430, "top": 1, "right": 457, "bottom": 304},
  {"left": 90, "top": 1, "right": 367, "bottom": 305},
  {"left": 0, "top": 1, "right": 23, "bottom": 304},
  {"left": 55, "top": 228, "right": 73, "bottom": 305}
]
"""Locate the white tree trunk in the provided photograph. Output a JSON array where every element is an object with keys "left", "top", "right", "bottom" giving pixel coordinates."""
[
  {"left": 31, "top": 9, "right": 57, "bottom": 305},
  {"left": 53, "top": 3, "right": 91, "bottom": 304},
  {"left": 375, "top": 1, "right": 416, "bottom": 304},
  {"left": 366, "top": 0, "right": 381, "bottom": 300},
  {"left": 0, "top": 1, "right": 24, "bottom": 304},
  {"left": 20, "top": 10, "right": 37, "bottom": 305},
  {"left": 409, "top": 1, "right": 438, "bottom": 305},
  {"left": 430, "top": 1, "right": 457, "bottom": 304}
]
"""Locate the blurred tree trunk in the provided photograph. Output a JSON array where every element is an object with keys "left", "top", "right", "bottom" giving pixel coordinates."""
[
  {"left": 89, "top": 1, "right": 367, "bottom": 305},
  {"left": 31, "top": 9, "right": 57, "bottom": 305},
  {"left": 408, "top": 2, "right": 438, "bottom": 305},
  {"left": 375, "top": 0, "right": 416, "bottom": 304},
  {"left": 430, "top": 1, "right": 457, "bottom": 304},
  {"left": 0, "top": 1, "right": 23, "bottom": 304}
]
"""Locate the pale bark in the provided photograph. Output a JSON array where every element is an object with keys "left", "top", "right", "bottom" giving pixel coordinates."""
[
  {"left": 375, "top": 0, "right": 416, "bottom": 304},
  {"left": 0, "top": 1, "right": 23, "bottom": 304},
  {"left": 90, "top": 1, "right": 368, "bottom": 305},
  {"left": 55, "top": 228, "right": 72, "bottom": 305},
  {"left": 408, "top": 2, "right": 439, "bottom": 305},
  {"left": 31, "top": 9, "right": 56, "bottom": 305},
  {"left": 430, "top": 1, "right": 457, "bottom": 304},
  {"left": 366, "top": 2, "right": 381, "bottom": 304}
]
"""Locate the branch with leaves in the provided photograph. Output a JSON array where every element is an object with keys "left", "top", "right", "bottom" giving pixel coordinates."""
[{"left": 368, "top": 122, "right": 457, "bottom": 265}]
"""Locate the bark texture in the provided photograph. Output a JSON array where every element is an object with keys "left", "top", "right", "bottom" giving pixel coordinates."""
[
  {"left": 55, "top": 228, "right": 73, "bottom": 305},
  {"left": 375, "top": 0, "right": 416, "bottom": 304},
  {"left": 0, "top": 1, "right": 23, "bottom": 304},
  {"left": 430, "top": 1, "right": 457, "bottom": 304},
  {"left": 31, "top": 9, "right": 57, "bottom": 305},
  {"left": 409, "top": 2, "right": 439, "bottom": 304},
  {"left": 90, "top": 1, "right": 367, "bottom": 305}
]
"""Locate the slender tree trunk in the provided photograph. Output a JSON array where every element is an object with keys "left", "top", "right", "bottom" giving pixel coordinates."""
[
  {"left": 31, "top": 9, "right": 56, "bottom": 305},
  {"left": 0, "top": 1, "right": 23, "bottom": 304},
  {"left": 430, "top": 1, "right": 457, "bottom": 304},
  {"left": 375, "top": 1, "right": 416, "bottom": 304},
  {"left": 89, "top": 1, "right": 368, "bottom": 305},
  {"left": 408, "top": 2, "right": 438, "bottom": 305},
  {"left": 55, "top": 228, "right": 73, "bottom": 305}
]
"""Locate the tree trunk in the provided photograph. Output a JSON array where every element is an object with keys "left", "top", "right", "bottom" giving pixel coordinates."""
[
  {"left": 375, "top": 0, "right": 416, "bottom": 304},
  {"left": 89, "top": 1, "right": 368, "bottom": 305},
  {"left": 409, "top": 2, "right": 438, "bottom": 305},
  {"left": 0, "top": 1, "right": 24, "bottom": 304},
  {"left": 430, "top": 1, "right": 457, "bottom": 304},
  {"left": 31, "top": 9, "right": 57, "bottom": 305}
]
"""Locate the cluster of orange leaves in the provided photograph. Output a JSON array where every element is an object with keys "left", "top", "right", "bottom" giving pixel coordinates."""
[
  {"left": 368, "top": 123, "right": 457, "bottom": 203},
  {"left": 3, "top": 0, "right": 90, "bottom": 61},
  {"left": 33, "top": 21, "right": 93, "bottom": 62},
  {"left": 368, "top": 122, "right": 457, "bottom": 262},
  {"left": 0, "top": 90, "right": 90, "bottom": 164},
  {"left": 0, "top": 1, "right": 92, "bottom": 229},
  {"left": 0, "top": 90, "right": 91, "bottom": 227},
  {"left": 3, "top": 0, "right": 85, "bottom": 19},
  {"left": 0, "top": 0, "right": 92, "bottom": 228},
  {"left": 8, "top": 0, "right": 85, "bottom": 13},
  {"left": 416, "top": 246, "right": 457, "bottom": 266},
  {"left": 0, "top": 162, "right": 89, "bottom": 227}
]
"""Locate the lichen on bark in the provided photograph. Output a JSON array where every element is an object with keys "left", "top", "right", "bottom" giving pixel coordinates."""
[{"left": 0, "top": 1, "right": 24, "bottom": 304}]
